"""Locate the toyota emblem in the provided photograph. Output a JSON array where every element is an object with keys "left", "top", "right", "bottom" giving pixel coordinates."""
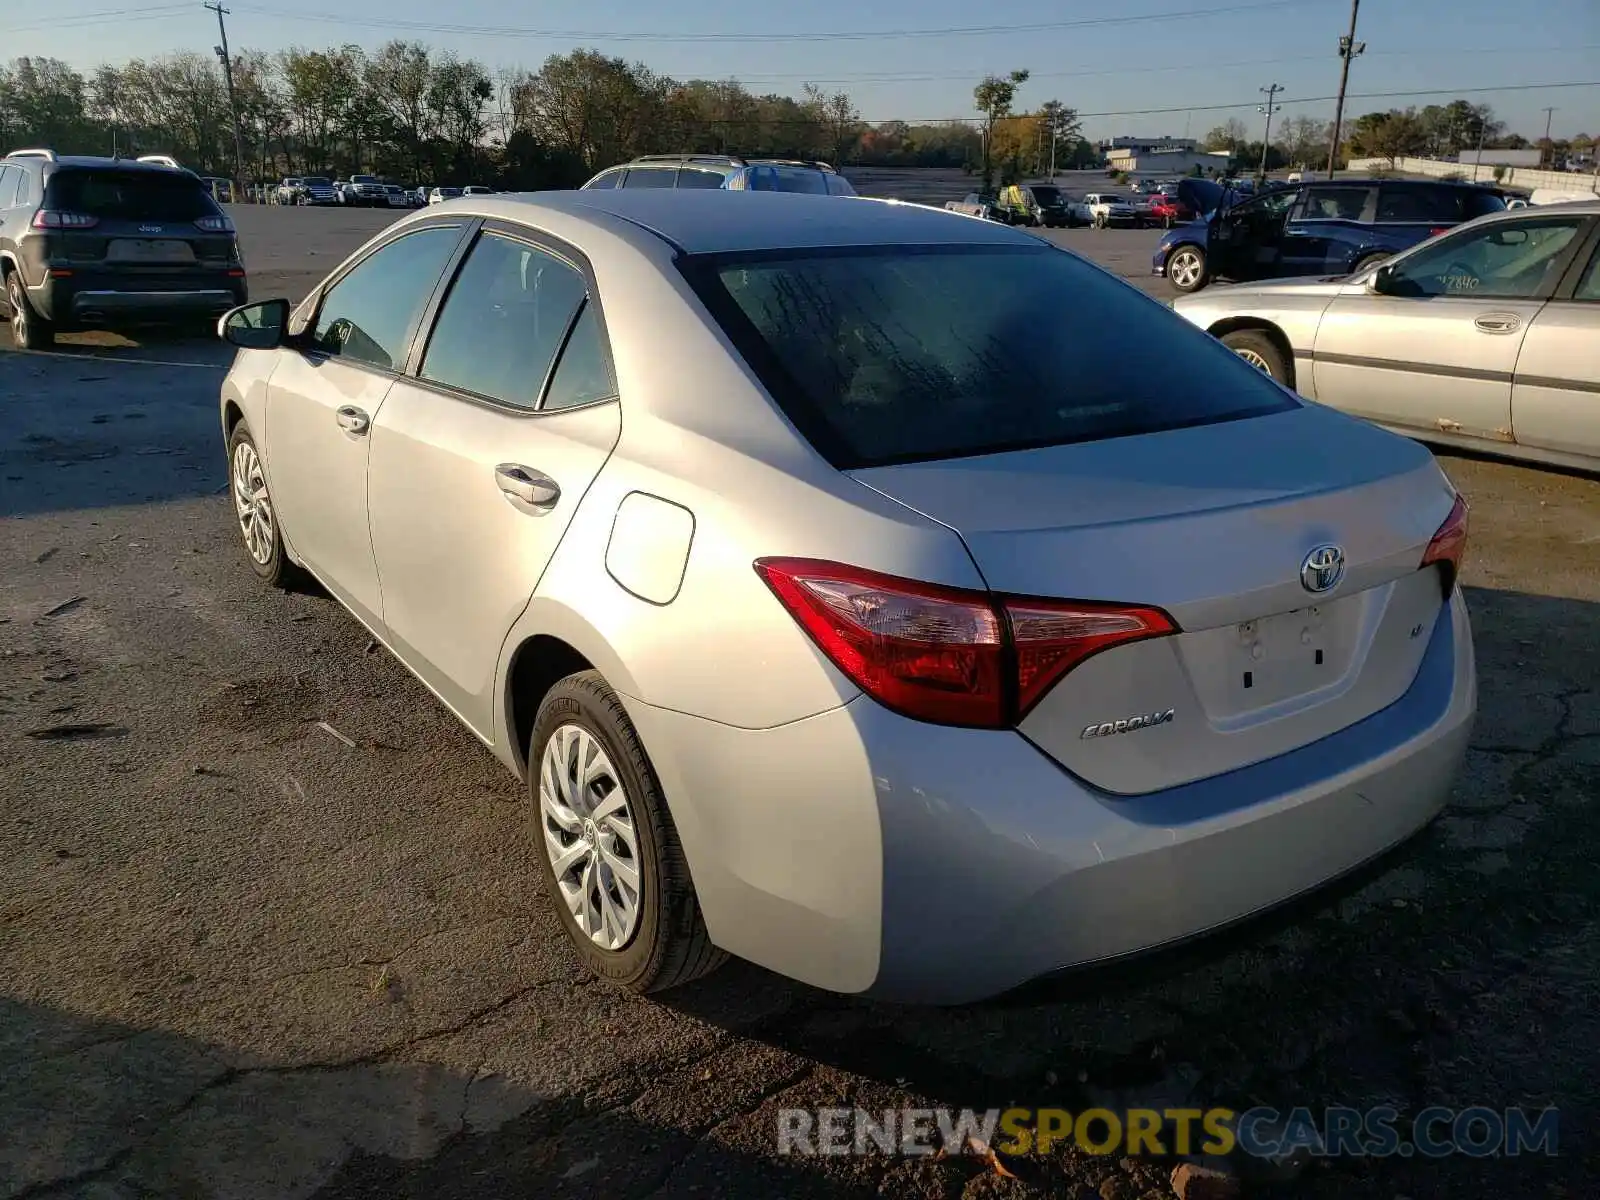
[{"left": 1300, "top": 544, "right": 1346, "bottom": 594}]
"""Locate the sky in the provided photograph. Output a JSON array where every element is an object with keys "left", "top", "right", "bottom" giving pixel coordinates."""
[{"left": 4, "top": 0, "right": 1598, "bottom": 142}]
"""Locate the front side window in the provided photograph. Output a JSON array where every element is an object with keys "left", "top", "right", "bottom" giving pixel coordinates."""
[
  {"left": 684, "top": 244, "right": 1297, "bottom": 469},
  {"left": 419, "top": 231, "right": 589, "bottom": 410},
  {"left": 1382, "top": 216, "right": 1589, "bottom": 300},
  {"left": 311, "top": 226, "right": 462, "bottom": 370},
  {"left": 621, "top": 168, "right": 676, "bottom": 189}
]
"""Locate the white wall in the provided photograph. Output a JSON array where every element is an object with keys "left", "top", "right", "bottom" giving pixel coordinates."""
[{"left": 1346, "top": 155, "right": 1599, "bottom": 195}]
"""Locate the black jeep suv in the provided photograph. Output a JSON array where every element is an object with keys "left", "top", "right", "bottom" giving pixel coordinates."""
[{"left": 0, "top": 149, "right": 247, "bottom": 349}]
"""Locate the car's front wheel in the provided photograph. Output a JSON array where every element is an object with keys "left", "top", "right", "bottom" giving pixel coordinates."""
[
  {"left": 226, "top": 422, "right": 303, "bottom": 587},
  {"left": 530, "top": 671, "right": 725, "bottom": 994},
  {"left": 5, "top": 269, "right": 55, "bottom": 351},
  {"left": 1221, "top": 329, "right": 1291, "bottom": 383},
  {"left": 1165, "top": 245, "right": 1209, "bottom": 292}
]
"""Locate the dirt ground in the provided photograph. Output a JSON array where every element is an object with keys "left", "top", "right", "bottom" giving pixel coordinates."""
[{"left": 2, "top": 181, "right": 1598, "bottom": 1200}]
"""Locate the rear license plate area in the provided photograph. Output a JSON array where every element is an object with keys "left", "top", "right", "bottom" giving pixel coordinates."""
[
  {"left": 1230, "top": 606, "right": 1340, "bottom": 707},
  {"left": 107, "top": 239, "right": 196, "bottom": 265}
]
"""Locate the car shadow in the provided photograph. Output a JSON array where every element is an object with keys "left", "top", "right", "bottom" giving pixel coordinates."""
[{"left": 0, "top": 329, "right": 232, "bottom": 519}]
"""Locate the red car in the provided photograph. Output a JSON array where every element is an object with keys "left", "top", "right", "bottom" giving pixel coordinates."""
[{"left": 1145, "top": 193, "right": 1193, "bottom": 228}]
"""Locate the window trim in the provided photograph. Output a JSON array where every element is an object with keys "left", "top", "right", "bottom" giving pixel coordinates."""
[
  {"left": 399, "top": 220, "right": 621, "bottom": 419},
  {"left": 289, "top": 218, "right": 477, "bottom": 380},
  {"left": 1383, "top": 212, "right": 1596, "bottom": 304}
]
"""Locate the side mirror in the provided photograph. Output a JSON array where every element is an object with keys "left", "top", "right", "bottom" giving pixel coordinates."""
[
  {"left": 1368, "top": 263, "right": 1395, "bottom": 294},
  {"left": 218, "top": 298, "right": 290, "bottom": 349}
]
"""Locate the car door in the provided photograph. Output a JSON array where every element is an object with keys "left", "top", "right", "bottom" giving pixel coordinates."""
[
  {"left": 1276, "top": 184, "right": 1374, "bottom": 275},
  {"left": 1509, "top": 221, "right": 1600, "bottom": 461},
  {"left": 263, "top": 222, "right": 469, "bottom": 630},
  {"left": 365, "top": 224, "right": 623, "bottom": 737},
  {"left": 1208, "top": 187, "right": 1300, "bottom": 281},
  {"left": 1311, "top": 211, "right": 1592, "bottom": 442}
]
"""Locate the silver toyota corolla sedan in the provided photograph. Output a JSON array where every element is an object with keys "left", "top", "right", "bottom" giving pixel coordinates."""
[
  {"left": 215, "top": 190, "right": 1476, "bottom": 1004},
  {"left": 1173, "top": 199, "right": 1600, "bottom": 473}
]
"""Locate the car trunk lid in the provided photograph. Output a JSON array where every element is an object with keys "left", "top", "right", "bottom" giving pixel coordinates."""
[{"left": 849, "top": 405, "right": 1458, "bottom": 794}]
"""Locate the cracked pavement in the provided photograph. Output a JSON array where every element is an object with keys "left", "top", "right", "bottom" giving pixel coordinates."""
[{"left": 3, "top": 202, "right": 1599, "bottom": 1200}]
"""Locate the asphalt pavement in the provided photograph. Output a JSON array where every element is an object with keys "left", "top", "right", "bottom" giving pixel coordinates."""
[{"left": 2, "top": 199, "right": 1599, "bottom": 1200}]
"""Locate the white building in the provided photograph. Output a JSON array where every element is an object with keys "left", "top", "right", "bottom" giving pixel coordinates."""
[
  {"left": 1105, "top": 147, "right": 1233, "bottom": 176},
  {"left": 1101, "top": 135, "right": 1199, "bottom": 154}
]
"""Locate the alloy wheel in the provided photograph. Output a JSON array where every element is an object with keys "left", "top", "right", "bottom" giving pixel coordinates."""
[
  {"left": 8, "top": 276, "right": 29, "bottom": 345},
  {"left": 1234, "top": 347, "right": 1272, "bottom": 373},
  {"left": 231, "top": 439, "right": 276, "bottom": 566},
  {"left": 1169, "top": 250, "right": 1203, "bottom": 289},
  {"left": 539, "top": 723, "right": 642, "bottom": 950}
]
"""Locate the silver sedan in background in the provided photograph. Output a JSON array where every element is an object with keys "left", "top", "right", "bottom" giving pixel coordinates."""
[
  {"left": 1174, "top": 199, "right": 1600, "bottom": 473},
  {"left": 214, "top": 191, "right": 1476, "bottom": 1004}
]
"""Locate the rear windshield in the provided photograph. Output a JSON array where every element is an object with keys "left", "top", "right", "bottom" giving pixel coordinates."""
[
  {"left": 1377, "top": 184, "right": 1507, "bottom": 223},
  {"left": 352, "top": 175, "right": 379, "bottom": 183},
  {"left": 684, "top": 244, "right": 1298, "bottom": 469},
  {"left": 745, "top": 165, "right": 832, "bottom": 194},
  {"left": 1029, "top": 185, "right": 1063, "bottom": 204},
  {"left": 304, "top": 177, "right": 331, "bottom": 186},
  {"left": 46, "top": 170, "right": 218, "bottom": 221}
]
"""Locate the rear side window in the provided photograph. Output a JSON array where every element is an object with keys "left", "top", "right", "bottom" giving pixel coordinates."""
[
  {"left": 585, "top": 170, "right": 620, "bottom": 190},
  {"left": 747, "top": 166, "right": 831, "bottom": 194},
  {"left": 0, "top": 166, "right": 18, "bottom": 208},
  {"left": 684, "top": 244, "right": 1298, "bottom": 469},
  {"left": 541, "top": 302, "right": 616, "bottom": 411},
  {"left": 678, "top": 168, "right": 727, "bottom": 190},
  {"left": 825, "top": 174, "right": 857, "bottom": 196},
  {"left": 45, "top": 170, "right": 218, "bottom": 221},
  {"left": 1300, "top": 186, "right": 1371, "bottom": 221},
  {"left": 1378, "top": 184, "right": 1506, "bottom": 223},
  {"left": 621, "top": 168, "right": 676, "bottom": 189},
  {"left": 420, "top": 232, "right": 589, "bottom": 410}
]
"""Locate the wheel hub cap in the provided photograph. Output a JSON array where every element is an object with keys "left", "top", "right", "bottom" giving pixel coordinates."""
[
  {"left": 1236, "top": 348, "right": 1270, "bottom": 372},
  {"left": 231, "top": 441, "right": 276, "bottom": 566},
  {"left": 538, "top": 723, "right": 641, "bottom": 950}
]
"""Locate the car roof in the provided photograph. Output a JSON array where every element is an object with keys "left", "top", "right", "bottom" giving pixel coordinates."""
[
  {"left": 474, "top": 190, "right": 1041, "bottom": 253},
  {"left": 16, "top": 155, "right": 199, "bottom": 177}
]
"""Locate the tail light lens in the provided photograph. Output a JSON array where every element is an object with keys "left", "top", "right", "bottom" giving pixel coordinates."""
[
  {"left": 1420, "top": 494, "right": 1469, "bottom": 597},
  {"left": 1428, "top": 227, "right": 1450, "bottom": 237},
  {"left": 31, "top": 210, "right": 99, "bottom": 230},
  {"left": 195, "top": 214, "right": 235, "bottom": 232},
  {"left": 754, "top": 558, "right": 1177, "bottom": 728}
]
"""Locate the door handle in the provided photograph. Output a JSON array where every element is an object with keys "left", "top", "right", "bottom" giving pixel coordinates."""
[
  {"left": 335, "top": 406, "right": 369, "bottom": 435},
  {"left": 1474, "top": 314, "right": 1521, "bottom": 334},
  {"left": 494, "top": 464, "right": 560, "bottom": 511}
]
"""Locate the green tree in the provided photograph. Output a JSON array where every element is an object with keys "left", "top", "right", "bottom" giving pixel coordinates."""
[{"left": 973, "top": 69, "right": 1028, "bottom": 189}]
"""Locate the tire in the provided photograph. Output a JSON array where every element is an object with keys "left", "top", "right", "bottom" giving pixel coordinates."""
[
  {"left": 226, "top": 421, "right": 302, "bottom": 588},
  {"left": 5, "top": 268, "right": 55, "bottom": 350},
  {"left": 529, "top": 671, "right": 726, "bottom": 993},
  {"left": 1221, "top": 329, "right": 1291, "bottom": 384},
  {"left": 1165, "top": 244, "right": 1209, "bottom": 293},
  {"left": 1352, "top": 252, "right": 1390, "bottom": 275}
]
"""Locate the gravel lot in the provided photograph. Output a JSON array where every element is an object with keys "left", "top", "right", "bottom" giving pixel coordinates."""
[{"left": 3, "top": 191, "right": 1599, "bottom": 1200}]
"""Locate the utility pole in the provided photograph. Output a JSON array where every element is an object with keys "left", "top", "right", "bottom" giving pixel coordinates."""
[
  {"left": 1325, "top": 0, "right": 1365, "bottom": 179},
  {"left": 1540, "top": 107, "right": 1557, "bottom": 168},
  {"left": 1257, "top": 84, "right": 1283, "bottom": 183},
  {"left": 205, "top": 1, "right": 247, "bottom": 195}
]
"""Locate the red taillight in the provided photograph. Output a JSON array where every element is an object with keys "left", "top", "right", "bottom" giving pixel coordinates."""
[
  {"left": 31, "top": 210, "right": 99, "bottom": 230},
  {"left": 753, "top": 558, "right": 1177, "bottom": 728},
  {"left": 1428, "top": 227, "right": 1450, "bottom": 237},
  {"left": 1420, "top": 494, "right": 1469, "bottom": 597}
]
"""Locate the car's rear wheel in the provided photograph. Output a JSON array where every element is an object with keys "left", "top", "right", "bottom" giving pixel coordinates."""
[
  {"left": 5, "top": 269, "right": 55, "bottom": 351},
  {"left": 1221, "top": 329, "right": 1290, "bottom": 383},
  {"left": 1166, "top": 245, "right": 1209, "bottom": 292},
  {"left": 530, "top": 671, "right": 725, "bottom": 994}
]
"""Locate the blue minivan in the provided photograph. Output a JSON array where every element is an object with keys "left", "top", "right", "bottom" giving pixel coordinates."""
[{"left": 1153, "top": 178, "right": 1507, "bottom": 293}]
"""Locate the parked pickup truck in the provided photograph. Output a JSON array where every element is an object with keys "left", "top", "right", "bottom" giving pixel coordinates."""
[
  {"left": 944, "top": 192, "right": 1004, "bottom": 221},
  {"left": 1081, "top": 193, "right": 1141, "bottom": 227}
]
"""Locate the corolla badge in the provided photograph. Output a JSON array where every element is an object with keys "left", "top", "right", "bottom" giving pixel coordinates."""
[
  {"left": 1300, "top": 544, "right": 1346, "bottom": 593},
  {"left": 1080, "top": 709, "right": 1176, "bottom": 740}
]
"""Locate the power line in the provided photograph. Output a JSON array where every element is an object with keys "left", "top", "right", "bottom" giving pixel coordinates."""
[{"left": 221, "top": 0, "right": 1321, "bottom": 43}]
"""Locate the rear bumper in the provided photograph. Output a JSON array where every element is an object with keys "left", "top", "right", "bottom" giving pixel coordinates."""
[
  {"left": 31, "top": 272, "right": 247, "bottom": 327},
  {"left": 629, "top": 587, "right": 1475, "bottom": 1005}
]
